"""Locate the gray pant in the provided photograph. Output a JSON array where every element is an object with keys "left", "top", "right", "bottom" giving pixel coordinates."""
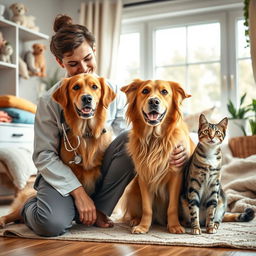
[{"left": 21, "top": 131, "right": 135, "bottom": 237}]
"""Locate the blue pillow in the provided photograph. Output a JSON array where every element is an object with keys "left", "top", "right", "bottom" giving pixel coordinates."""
[{"left": 0, "top": 107, "right": 35, "bottom": 124}]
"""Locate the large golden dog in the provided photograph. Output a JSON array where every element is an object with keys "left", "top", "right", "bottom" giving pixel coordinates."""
[
  {"left": 120, "top": 79, "right": 195, "bottom": 234},
  {"left": 0, "top": 73, "right": 116, "bottom": 227}
]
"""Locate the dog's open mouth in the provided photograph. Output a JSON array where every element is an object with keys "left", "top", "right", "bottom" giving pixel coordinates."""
[
  {"left": 75, "top": 105, "right": 95, "bottom": 119},
  {"left": 143, "top": 110, "right": 166, "bottom": 125}
]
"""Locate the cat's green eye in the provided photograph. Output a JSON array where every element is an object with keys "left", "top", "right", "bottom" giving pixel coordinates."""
[
  {"left": 215, "top": 131, "right": 220, "bottom": 135},
  {"left": 203, "top": 130, "right": 209, "bottom": 135}
]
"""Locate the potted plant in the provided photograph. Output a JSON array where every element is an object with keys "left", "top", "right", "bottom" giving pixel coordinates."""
[
  {"left": 248, "top": 99, "right": 256, "bottom": 135},
  {"left": 228, "top": 97, "right": 256, "bottom": 158},
  {"left": 227, "top": 93, "right": 250, "bottom": 138}
]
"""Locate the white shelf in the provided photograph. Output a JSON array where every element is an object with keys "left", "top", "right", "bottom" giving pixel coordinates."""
[
  {"left": 0, "top": 61, "right": 16, "bottom": 70},
  {"left": 0, "top": 18, "right": 16, "bottom": 28},
  {"left": 19, "top": 26, "right": 49, "bottom": 41},
  {"left": 0, "top": 17, "right": 49, "bottom": 96}
]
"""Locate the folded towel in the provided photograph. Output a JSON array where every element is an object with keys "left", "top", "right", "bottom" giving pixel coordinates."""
[
  {"left": 0, "top": 95, "right": 37, "bottom": 114},
  {"left": 0, "top": 108, "right": 35, "bottom": 124},
  {"left": 0, "top": 111, "right": 12, "bottom": 123}
]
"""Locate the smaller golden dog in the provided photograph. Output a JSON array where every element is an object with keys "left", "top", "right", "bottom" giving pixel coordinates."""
[
  {"left": 0, "top": 73, "right": 115, "bottom": 228},
  {"left": 120, "top": 79, "right": 195, "bottom": 234}
]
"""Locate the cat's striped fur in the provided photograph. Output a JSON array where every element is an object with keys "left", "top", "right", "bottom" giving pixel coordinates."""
[{"left": 180, "top": 114, "right": 255, "bottom": 235}]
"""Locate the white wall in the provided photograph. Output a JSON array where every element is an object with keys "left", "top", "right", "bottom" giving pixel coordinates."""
[{"left": 1, "top": 0, "right": 84, "bottom": 103}]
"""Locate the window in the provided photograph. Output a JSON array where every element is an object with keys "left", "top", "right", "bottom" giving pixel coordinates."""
[
  {"left": 116, "top": 32, "right": 141, "bottom": 85},
  {"left": 118, "top": 3, "right": 255, "bottom": 115},
  {"left": 237, "top": 19, "right": 256, "bottom": 105},
  {"left": 154, "top": 23, "right": 221, "bottom": 112}
]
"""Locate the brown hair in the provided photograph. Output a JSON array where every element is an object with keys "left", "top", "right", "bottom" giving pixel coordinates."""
[{"left": 50, "top": 14, "right": 95, "bottom": 60}]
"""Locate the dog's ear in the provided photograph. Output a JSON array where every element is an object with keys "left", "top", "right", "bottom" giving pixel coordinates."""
[
  {"left": 98, "top": 77, "right": 116, "bottom": 108},
  {"left": 9, "top": 4, "right": 15, "bottom": 10},
  {"left": 120, "top": 79, "right": 143, "bottom": 95},
  {"left": 169, "top": 81, "right": 191, "bottom": 103},
  {"left": 120, "top": 79, "right": 144, "bottom": 123},
  {"left": 120, "top": 79, "right": 144, "bottom": 106},
  {"left": 168, "top": 81, "right": 191, "bottom": 121},
  {"left": 52, "top": 78, "right": 70, "bottom": 108}
]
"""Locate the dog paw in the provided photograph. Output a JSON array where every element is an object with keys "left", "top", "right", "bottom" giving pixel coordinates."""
[
  {"left": 131, "top": 225, "right": 149, "bottom": 234},
  {"left": 191, "top": 227, "right": 201, "bottom": 235},
  {"left": 206, "top": 227, "right": 217, "bottom": 234},
  {"left": 168, "top": 224, "right": 185, "bottom": 234},
  {"left": 129, "top": 217, "right": 140, "bottom": 227}
]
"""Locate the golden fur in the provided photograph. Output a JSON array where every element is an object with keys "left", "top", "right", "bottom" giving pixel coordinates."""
[
  {"left": 0, "top": 73, "right": 115, "bottom": 228},
  {"left": 53, "top": 74, "right": 116, "bottom": 194},
  {"left": 120, "top": 79, "right": 195, "bottom": 234}
]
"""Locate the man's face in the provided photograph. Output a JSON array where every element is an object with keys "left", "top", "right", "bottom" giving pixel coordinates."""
[{"left": 57, "top": 41, "right": 97, "bottom": 77}]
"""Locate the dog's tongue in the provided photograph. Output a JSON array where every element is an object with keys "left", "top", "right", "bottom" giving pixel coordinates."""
[
  {"left": 147, "top": 112, "right": 159, "bottom": 121},
  {"left": 81, "top": 107, "right": 92, "bottom": 114}
]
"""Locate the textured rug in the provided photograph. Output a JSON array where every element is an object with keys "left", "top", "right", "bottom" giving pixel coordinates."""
[{"left": 0, "top": 220, "right": 256, "bottom": 249}]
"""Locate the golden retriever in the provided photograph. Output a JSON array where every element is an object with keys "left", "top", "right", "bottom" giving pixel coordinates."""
[
  {"left": 0, "top": 73, "right": 116, "bottom": 227},
  {"left": 120, "top": 79, "right": 195, "bottom": 234}
]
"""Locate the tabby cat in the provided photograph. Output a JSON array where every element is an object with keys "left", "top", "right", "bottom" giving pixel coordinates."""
[{"left": 180, "top": 114, "right": 254, "bottom": 235}]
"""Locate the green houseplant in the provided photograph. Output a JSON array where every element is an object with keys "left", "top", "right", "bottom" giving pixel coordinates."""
[
  {"left": 248, "top": 99, "right": 256, "bottom": 135},
  {"left": 228, "top": 97, "right": 256, "bottom": 158},
  {"left": 227, "top": 93, "right": 250, "bottom": 137}
]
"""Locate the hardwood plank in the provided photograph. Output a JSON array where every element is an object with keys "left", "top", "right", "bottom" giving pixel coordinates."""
[
  {"left": 0, "top": 237, "right": 256, "bottom": 256},
  {"left": 136, "top": 245, "right": 256, "bottom": 256},
  {"left": 0, "top": 238, "right": 147, "bottom": 256}
]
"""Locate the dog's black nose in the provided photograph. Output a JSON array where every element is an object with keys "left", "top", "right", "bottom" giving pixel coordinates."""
[
  {"left": 81, "top": 94, "right": 92, "bottom": 105},
  {"left": 148, "top": 97, "right": 160, "bottom": 106}
]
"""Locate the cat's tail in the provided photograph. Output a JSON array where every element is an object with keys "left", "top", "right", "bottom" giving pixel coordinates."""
[{"left": 223, "top": 208, "right": 255, "bottom": 222}]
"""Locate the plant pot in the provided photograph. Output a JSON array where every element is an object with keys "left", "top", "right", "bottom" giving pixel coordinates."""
[
  {"left": 228, "top": 119, "right": 247, "bottom": 138},
  {"left": 228, "top": 135, "right": 256, "bottom": 158}
]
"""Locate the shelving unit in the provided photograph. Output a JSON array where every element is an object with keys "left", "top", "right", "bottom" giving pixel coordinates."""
[{"left": 0, "top": 18, "right": 49, "bottom": 97}]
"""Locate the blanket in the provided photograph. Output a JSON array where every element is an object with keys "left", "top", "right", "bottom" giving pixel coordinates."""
[
  {"left": 0, "top": 147, "right": 37, "bottom": 190},
  {"left": 221, "top": 144, "right": 256, "bottom": 212}
]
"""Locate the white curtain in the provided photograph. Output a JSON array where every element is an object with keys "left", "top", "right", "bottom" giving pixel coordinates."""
[
  {"left": 249, "top": 0, "right": 256, "bottom": 83},
  {"left": 79, "top": 0, "right": 122, "bottom": 80}
]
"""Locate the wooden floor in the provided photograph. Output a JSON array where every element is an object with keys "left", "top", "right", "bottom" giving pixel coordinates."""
[
  {"left": 1, "top": 204, "right": 256, "bottom": 256},
  {"left": 1, "top": 237, "right": 256, "bottom": 256}
]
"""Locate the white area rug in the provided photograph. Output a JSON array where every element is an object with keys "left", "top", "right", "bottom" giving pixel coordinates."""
[{"left": 0, "top": 220, "right": 256, "bottom": 249}]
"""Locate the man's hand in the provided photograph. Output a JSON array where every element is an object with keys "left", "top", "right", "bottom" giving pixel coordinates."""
[
  {"left": 71, "top": 186, "right": 96, "bottom": 226},
  {"left": 170, "top": 144, "right": 188, "bottom": 167}
]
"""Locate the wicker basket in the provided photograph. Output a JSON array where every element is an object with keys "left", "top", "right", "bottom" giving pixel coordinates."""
[{"left": 228, "top": 135, "right": 256, "bottom": 158}]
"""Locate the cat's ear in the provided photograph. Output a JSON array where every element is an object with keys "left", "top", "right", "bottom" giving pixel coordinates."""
[
  {"left": 218, "top": 117, "right": 228, "bottom": 130},
  {"left": 199, "top": 114, "right": 208, "bottom": 125}
]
